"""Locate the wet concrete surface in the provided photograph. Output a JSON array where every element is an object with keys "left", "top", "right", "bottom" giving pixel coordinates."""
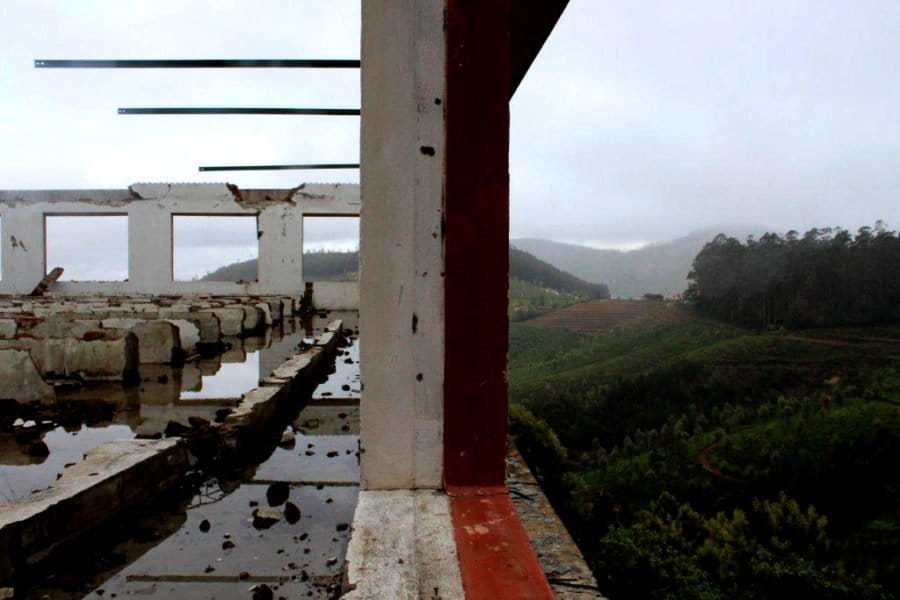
[
  {"left": 0, "top": 319, "right": 320, "bottom": 504},
  {"left": 17, "top": 311, "right": 361, "bottom": 599},
  {"left": 0, "top": 424, "right": 136, "bottom": 503}
]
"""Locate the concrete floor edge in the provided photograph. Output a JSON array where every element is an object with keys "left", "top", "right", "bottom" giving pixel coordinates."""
[{"left": 342, "top": 490, "right": 465, "bottom": 599}]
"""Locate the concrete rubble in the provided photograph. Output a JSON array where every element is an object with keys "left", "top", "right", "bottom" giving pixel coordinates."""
[{"left": 0, "top": 295, "right": 298, "bottom": 392}]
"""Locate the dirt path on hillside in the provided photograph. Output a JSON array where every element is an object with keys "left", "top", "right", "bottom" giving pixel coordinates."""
[{"left": 698, "top": 440, "right": 745, "bottom": 483}]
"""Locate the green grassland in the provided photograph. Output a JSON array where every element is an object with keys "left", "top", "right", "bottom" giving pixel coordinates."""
[{"left": 509, "top": 307, "right": 900, "bottom": 599}]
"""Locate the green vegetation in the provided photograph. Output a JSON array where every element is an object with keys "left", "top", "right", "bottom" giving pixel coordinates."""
[
  {"left": 688, "top": 222, "right": 900, "bottom": 328},
  {"left": 510, "top": 309, "right": 900, "bottom": 598}
]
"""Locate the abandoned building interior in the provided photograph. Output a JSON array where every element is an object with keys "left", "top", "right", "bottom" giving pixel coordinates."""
[{"left": 0, "top": 2, "right": 606, "bottom": 598}]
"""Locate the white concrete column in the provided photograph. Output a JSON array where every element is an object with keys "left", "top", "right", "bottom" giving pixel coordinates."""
[
  {"left": 129, "top": 204, "right": 173, "bottom": 285},
  {"left": 359, "top": 0, "right": 446, "bottom": 489},
  {"left": 0, "top": 205, "right": 45, "bottom": 294},
  {"left": 258, "top": 204, "right": 303, "bottom": 293}
]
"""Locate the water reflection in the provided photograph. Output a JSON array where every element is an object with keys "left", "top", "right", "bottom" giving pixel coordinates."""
[
  {"left": 0, "top": 314, "right": 357, "bottom": 503},
  {"left": 0, "top": 424, "right": 135, "bottom": 504}
]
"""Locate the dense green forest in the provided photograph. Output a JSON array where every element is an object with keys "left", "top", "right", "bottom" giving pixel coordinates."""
[
  {"left": 688, "top": 223, "right": 900, "bottom": 328},
  {"left": 510, "top": 226, "right": 900, "bottom": 599}
]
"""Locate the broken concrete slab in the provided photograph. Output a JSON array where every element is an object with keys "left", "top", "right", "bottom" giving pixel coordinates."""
[
  {"left": 1, "top": 334, "right": 140, "bottom": 382},
  {"left": 0, "top": 320, "right": 15, "bottom": 340},
  {"left": 0, "top": 348, "right": 55, "bottom": 403}
]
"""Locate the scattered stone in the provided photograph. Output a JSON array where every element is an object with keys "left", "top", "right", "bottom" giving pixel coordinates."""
[
  {"left": 266, "top": 482, "right": 290, "bottom": 507},
  {"left": 320, "top": 392, "right": 332, "bottom": 397},
  {"left": 136, "top": 432, "right": 162, "bottom": 440},
  {"left": 23, "top": 420, "right": 36, "bottom": 429},
  {"left": 341, "top": 384, "right": 351, "bottom": 391},
  {"left": 253, "top": 507, "right": 284, "bottom": 529},
  {"left": 222, "top": 540, "right": 235, "bottom": 550},
  {"left": 342, "top": 425, "right": 351, "bottom": 433},
  {"left": 199, "top": 519, "right": 211, "bottom": 533},
  {"left": 249, "top": 500, "right": 258, "bottom": 507},
  {"left": 279, "top": 431, "right": 295, "bottom": 448},
  {"left": 338, "top": 413, "right": 347, "bottom": 419},
  {"left": 299, "top": 532, "right": 309, "bottom": 541},
  {"left": 164, "top": 420, "right": 190, "bottom": 437},
  {"left": 214, "top": 408, "right": 232, "bottom": 423},
  {"left": 284, "top": 501, "right": 301, "bottom": 524},
  {"left": 305, "top": 450, "right": 315, "bottom": 456},
  {"left": 300, "top": 571, "right": 309, "bottom": 582},
  {"left": 326, "top": 557, "right": 338, "bottom": 567},
  {"left": 12, "top": 418, "right": 24, "bottom": 427},
  {"left": 188, "top": 416, "right": 210, "bottom": 428},
  {"left": 239, "top": 571, "right": 250, "bottom": 581},
  {"left": 336, "top": 523, "right": 349, "bottom": 532},
  {"left": 204, "top": 565, "right": 215, "bottom": 573},
  {"left": 326, "top": 498, "right": 333, "bottom": 504},
  {"left": 251, "top": 584, "right": 273, "bottom": 600},
  {"left": 344, "top": 358, "right": 354, "bottom": 364},
  {"left": 326, "top": 450, "right": 339, "bottom": 458},
  {"left": 27, "top": 441, "right": 50, "bottom": 457}
]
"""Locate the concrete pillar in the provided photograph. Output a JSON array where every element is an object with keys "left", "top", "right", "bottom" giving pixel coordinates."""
[
  {"left": 0, "top": 205, "right": 45, "bottom": 293},
  {"left": 360, "top": 0, "right": 446, "bottom": 489},
  {"left": 129, "top": 203, "right": 173, "bottom": 285},
  {"left": 258, "top": 204, "right": 303, "bottom": 293}
]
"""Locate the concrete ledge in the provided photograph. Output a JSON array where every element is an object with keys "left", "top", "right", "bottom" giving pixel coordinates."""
[
  {"left": 342, "top": 490, "right": 464, "bottom": 599},
  {"left": 0, "top": 438, "right": 190, "bottom": 581},
  {"left": 215, "top": 319, "right": 342, "bottom": 462},
  {"left": 507, "top": 445, "right": 606, "bottom": 599}
]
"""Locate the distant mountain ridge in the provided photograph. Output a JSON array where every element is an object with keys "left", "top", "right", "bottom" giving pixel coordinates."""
[
  {"left": 202, "top": 247, "right": 609, "bottom": 298},
  {"left": 513, "top": 225, "right": 767, "bottom": 298}
]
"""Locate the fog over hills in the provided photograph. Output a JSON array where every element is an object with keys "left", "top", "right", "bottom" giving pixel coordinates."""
[{"left": 513, "top": 225, "right": 767, "bottom": 298}]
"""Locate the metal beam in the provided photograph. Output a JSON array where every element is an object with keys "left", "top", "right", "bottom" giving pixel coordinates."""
[
  {"left": 119, "top": 107, "right": 360, "bottom": 116},
  {"left": 199, "top": 163, "right": 359, "bottom": 172},
  {"left": 35, "top": 59, "right": 360, "bottom": 69}
]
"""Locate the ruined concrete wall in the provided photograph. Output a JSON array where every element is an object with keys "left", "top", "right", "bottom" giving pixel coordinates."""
[{"left": 0, "top": 183, "right": 360, "bottom": 306}]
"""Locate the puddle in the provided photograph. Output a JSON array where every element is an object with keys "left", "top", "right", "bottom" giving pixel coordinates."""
[
  {"left": 4, "top": 311, "right": 362, "bottom": 598},
  {"left": 313, "top": 337, "right": 360, "bottom": 400},
  {"left": 0, "top": 424, "right": 136, "bottom": 504}
]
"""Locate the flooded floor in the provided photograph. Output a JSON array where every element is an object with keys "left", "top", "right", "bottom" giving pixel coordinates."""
[
  {"left": 0, "top": 314, "right": 342, "bottom": 506},
  {"left": 20, "top": 311, "right": 361, "bottom": 599}
]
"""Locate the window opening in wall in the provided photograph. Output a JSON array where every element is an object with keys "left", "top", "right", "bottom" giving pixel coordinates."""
[
  {"left": 302, "top": 216, "right": 360, "bottom": 281},
  {"left": 45, "top": 215, "right": 128, "bottom": 281},
  {"left": 173, "top": 215, "right": 259, "bottom": 282}
]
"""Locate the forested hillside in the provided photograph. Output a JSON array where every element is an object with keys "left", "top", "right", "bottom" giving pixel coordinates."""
[{"left": 510, "top": 224, "right": 900, "bottom": 599}]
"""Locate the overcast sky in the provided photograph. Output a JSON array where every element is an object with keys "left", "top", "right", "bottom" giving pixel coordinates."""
[{"left": 1, "top": 1, "right": 899, "bottom": 278}]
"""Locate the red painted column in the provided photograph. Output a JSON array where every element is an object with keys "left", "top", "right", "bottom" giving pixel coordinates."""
[{"left": 443, "top": 0, "right": 511, "bottom": 490}]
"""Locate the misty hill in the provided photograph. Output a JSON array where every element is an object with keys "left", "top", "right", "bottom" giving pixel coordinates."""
[
  {"left": 202, "top": 247, "right": 609, "bottom": 298},
  {"left": 513, "top": 226, "right": 765, "bottom": 298}
]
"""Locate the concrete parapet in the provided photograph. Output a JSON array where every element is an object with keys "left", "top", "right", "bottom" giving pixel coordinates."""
[{"left": 0, "top": 438, "right": 190, "bottom": 582}]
